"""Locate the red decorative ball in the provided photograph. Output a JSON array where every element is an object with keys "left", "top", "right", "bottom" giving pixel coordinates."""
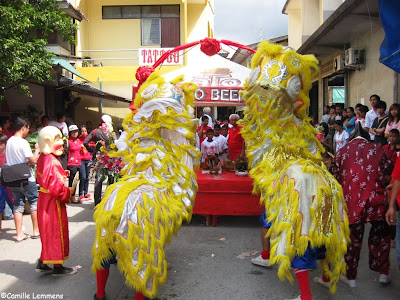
[
  {"left": 200, "top": 37, "right": 221, "bottom": 56},
  {"left": 135, "top": 66, "right": 155, "bottom": 84}
]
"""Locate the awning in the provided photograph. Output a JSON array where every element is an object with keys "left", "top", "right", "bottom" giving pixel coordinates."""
[
  {"left": 57, "top": 75, "right": 130, "bottom": 103},
  {"left": 163, "top": 53, "right": 251, "bottom": 107},
  {"left": 52, "top": 58, "right": 91, "bottom": 82},
  {"left": 295, "top": 0, "right": 379, "bottom": 61}
]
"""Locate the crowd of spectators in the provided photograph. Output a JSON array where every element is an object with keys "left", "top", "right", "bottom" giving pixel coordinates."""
[
  {"left": 196, "top": 107, "right": 245, "bottom": 167},
  {"left": 313, "top": 94, "right": 400, "bottom": 287},
  {"left": 0, "top": 113, "right": 117, "bottom": 237}
]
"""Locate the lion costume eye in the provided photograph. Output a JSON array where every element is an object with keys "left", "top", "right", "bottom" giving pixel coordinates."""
[
  {"left": 141, "top": 84, "right": 159, "bottom": 99},
  {"left": 286, "top": 75, "right": 301, "bottom": 100}
]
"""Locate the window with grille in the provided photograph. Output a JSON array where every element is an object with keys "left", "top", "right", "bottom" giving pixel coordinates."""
[{"left": 102, "top": 5, "right": 180, "bottom": 47}]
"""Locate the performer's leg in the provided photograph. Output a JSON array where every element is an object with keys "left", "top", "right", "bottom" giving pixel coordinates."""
[
  {"left": 292, "top": 246, "right": 320, "bottom": 299},
  {"left": 368, "top": 220, "right": 391, "bottom": 282},
  {"left": 345, "top": 223, "right": 364, "bottom": 280},
  {"left": 294, "top": 268, "right": 312, "bottom": 300},
  {"left": 135, "top": 292, "right": 145, "bottom": 300},
  {"left": 94, "top": 254, "right": 117, "bottom": 299},
  {"left": 94, "top": 170, "right": 103, "bottom": 206},
  {"left": 95, "top": 268, "right": 109, "bottom": 299},
  {"left": 252, "top": 211, "right": 271, "bottom": 267}
]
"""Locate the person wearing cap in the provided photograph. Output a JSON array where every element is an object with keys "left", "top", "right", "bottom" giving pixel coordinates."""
[
  {"left": 83, "top": 115, "right": 113, "bottom": 206},
  {"left": 67, "top": 124, "right": 82, "bottom": 204}
]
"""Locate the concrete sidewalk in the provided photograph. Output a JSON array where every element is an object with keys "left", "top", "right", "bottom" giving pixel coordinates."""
[{"left": 1, "top": 181, "right": 400, "bottom": 300}]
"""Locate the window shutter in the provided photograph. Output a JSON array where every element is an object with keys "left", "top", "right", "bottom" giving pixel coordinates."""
[{"left": 161, "top": 18, "right": 180, "bottom": 48}]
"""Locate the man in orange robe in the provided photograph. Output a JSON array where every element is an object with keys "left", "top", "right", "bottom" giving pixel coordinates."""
[{"left": 35, "top": 126, "right": 78, "bottom": 276}]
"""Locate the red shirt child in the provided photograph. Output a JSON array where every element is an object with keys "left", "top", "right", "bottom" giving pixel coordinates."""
[{"left": 197, "top": 116, "right": 212, "bottom": 147}]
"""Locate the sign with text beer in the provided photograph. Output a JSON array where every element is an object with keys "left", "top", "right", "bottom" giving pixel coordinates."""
[
  {"left": 163, "top": 53, "right": 250, "bottom": 106},
  {"left": 138, "top": 48, "right": 183, "bottom": 66}
]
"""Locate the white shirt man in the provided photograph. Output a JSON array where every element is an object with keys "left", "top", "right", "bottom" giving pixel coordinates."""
[
  {"left": 364, "top": 95, "right": 380, "bottom": 140},
  {"left": 48, "top": 120, "right": 68, "bottom": 136}
]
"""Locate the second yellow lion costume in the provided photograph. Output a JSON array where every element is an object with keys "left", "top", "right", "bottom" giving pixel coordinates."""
[{"left": 241, "top": 42, "right": 350, "bottom": 293}]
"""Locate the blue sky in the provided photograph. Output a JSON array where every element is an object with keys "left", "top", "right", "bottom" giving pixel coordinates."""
[{"left": 214, "top": 0, "right": 288, "bottom": 45}]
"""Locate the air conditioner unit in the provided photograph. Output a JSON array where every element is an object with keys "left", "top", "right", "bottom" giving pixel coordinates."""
[
  {"left": 345, "top": 48, "right": 365, "bottom": 67},
  {"left": 333, "top": 55, "right": 345, "bottom": 72}
]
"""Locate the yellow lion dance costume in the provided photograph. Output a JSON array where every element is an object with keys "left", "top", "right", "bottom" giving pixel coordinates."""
[
  {"left": 92, "top": 72, "right": 199, "bottom": 299},
  {"left": 241, "top": 42, "right": 350, "bottom": 293}
]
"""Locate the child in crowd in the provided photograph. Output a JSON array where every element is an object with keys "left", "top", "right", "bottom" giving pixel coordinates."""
[
  {"left": 67, "top": 125, "right": 82, "bottom": 204},
  {"left": 222, "top": 116, "right": 232, "bottom": 128},
  {"left": 355, "top": 105, "right": 368, "bottom": 128},
  {"left": 201, "top": 129, "right": 219, "bottom": 164},
  {"left": 0, "top": 133, "right": 13, "bottom": 231},
  {"left": 383, "top": 129, "right": 400, "bottom": 166},
  {"left": 197, "top": 116, "right": 212, "bottom": 146},
  {"left": 333, "top": 120, "right": 349, "bottom": 153},
  {"left": 212, "top": 124, "right": 228, "bottom": 162},
  {"left": 78, "top": 125, "right": 92, "bottom": 201},
  {"left": 221, "top": 125, "right": 229, "bottom": 139}
]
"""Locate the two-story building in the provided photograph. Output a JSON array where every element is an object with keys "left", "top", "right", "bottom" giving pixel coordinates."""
[
  {"left": 3, "top": 0, "right": 127, "bottom": 128},
  {"left": 283, "top": 0, "right": 399, "bottom": 121},
  {"left": 75, "top": 0, "right": 215, "bottom": 126}
]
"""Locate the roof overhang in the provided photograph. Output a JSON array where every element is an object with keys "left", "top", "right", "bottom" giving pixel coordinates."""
[
  {"left": 58, "top": 0, "right": 87, "bottom": 22},
  {"left": 230, "top": 35, "right": 288, "bottom": 65},
  {"left": 297, "top": 0, "right": 380, "bottom": 60},
  {"left": 57, "top": 75, "right": 130, "bottom": 103}
]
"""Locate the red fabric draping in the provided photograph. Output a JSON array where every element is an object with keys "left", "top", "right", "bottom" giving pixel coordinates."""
[{"left": 193, "top": 169, "right": 263, "bottom": 216}]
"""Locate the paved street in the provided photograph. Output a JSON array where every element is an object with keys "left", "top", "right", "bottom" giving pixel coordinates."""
[{"left": 1, "top": 182, "right": 400, "bottom": 300}]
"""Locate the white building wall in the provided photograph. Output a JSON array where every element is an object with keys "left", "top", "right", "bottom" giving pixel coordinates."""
[
  {"left": 321, "top": 0, "right": 344, "bottom": 23},
  {"left": 348, "top": 26, "right": 395, "bottom": 108},
  {"left": 287, "top": 7, "right": 302, "bottom": 50},
  {"left": 301, "top": 0, "right": 320, "bottom": 44}
]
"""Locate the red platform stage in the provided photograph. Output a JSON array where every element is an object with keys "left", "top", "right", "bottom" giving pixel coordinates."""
[{"left": 193, "top": 169, "right": 264, "bottom": 226}]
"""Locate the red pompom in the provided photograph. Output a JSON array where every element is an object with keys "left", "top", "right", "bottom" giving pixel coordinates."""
[
  {"left": 261, "top": 250, "right": 270, "bottom": 260},
  {"left": 135, "top": 66, "right": 154, "bottom": 84},
  {"left": 200, "top": 37, "right": 221, "bottom": 56}
]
